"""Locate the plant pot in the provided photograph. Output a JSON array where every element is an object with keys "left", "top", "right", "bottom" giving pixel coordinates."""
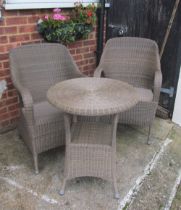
[{"left": 38, "top": 21, "right": 93, "bottom": 44}]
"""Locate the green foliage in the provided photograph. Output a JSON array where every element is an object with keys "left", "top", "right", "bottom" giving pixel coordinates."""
[
  {"left": 38, "top": 4, "right": 96, "bottom": 45},
  {"left": 122, "top": 202, "right": 129, "bottom": 210},
  {"left": 38, "top": 20, "right": 76, "bottom": 44},
  {"left": 73, "top": 3, "right": 97, "bottom": 25}
]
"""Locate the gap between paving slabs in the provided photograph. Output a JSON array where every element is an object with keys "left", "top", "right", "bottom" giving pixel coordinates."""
[
  {"left": 0, "top": 118, "right": 177, "bottom": 210},
  {"left": 123, "top": 125, "right": 181, "bottom": 210},
  {"left": 117, "top": 138, "right": 173, "bottom": 210},
  {"left": 0, "top": 134, "right": 172, "bottom": 210}
]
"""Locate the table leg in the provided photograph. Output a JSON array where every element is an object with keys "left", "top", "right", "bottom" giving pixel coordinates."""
[
  {"left": 111, "top": 114, "right": 120, "bottom": 199},
  {"left": 59, "top": 178, "right": 67, "bottom": 195},
  {"left": 147, "top": 125, "right": 152, "bottom": 145},
  {"left": 73, "top": 115, "right": 77, "bottom": 123},
  {"left": 60, "top": 113, "right": 71, "bottom": 196}
]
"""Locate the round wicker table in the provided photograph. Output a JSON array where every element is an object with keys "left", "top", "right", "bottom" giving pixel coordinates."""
[{"left": 47, "top": 77, "right": 138, "bottom": 199}]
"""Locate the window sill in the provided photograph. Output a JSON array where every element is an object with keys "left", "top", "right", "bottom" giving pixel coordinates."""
[{"left": 3, "top": 1, "right": 110, "bottom": 10}]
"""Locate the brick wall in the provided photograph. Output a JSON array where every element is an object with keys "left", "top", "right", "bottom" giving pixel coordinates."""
[{"left": 0, "top": 7, "right": 97, "bottom": 132}]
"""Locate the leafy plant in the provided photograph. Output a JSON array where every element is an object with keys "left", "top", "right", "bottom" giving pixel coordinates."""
[
  {"left": 38, "top": 4, "right": 96, "bottom": 45},
  {"left": 73, "top": 2, "right": 97, "bottom": 25}
]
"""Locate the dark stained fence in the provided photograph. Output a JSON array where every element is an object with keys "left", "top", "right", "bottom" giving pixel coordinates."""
[{"left": 106, "top": 0, "right": 181, "bottom": 115}]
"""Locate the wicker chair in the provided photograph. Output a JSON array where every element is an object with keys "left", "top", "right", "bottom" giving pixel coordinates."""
[
  {"left": 10, "top": 43, "right": 84, "bottom": 173},
  {"left": 94, "top": 37, "right": 162, "bottom": 143}
]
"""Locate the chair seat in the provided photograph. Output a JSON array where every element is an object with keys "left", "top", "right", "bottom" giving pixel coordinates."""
[
  {"left": 33, "top": 101, "right": 63, "bottom": 124},
  {"left": 135, "top": 87, "right": 153, "bottom": 102}
]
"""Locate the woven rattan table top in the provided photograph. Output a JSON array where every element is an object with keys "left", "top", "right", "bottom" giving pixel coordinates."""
[{"left": 47, "top": 78, "right": 138, "bottom": 116}]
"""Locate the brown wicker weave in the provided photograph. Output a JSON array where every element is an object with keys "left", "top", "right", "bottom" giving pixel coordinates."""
[
  {"left": 47, "top": 77, "right": 139, "bottom": 198},
  {"left": 94, "top": 37, "right": 162, "bottom": 144},
  {"left": 9, "top": 43, "right": 84, "bottom": 174},
  {"left": 47, "top": 78, "right": 138, "bottom": 116}
]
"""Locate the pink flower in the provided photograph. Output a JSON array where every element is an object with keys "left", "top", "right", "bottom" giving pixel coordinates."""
[
  {"left": 60, "top": 16, "right": 66, "bottom": 21},
  {"left": 53, "top": 8, "right": 61, "bottom": 13},
  {"left": 53, "top": 14, "right": 66, "bottom": 21},
  {"left": 44, "top": 15, "right": 49, "bottom": 20}
]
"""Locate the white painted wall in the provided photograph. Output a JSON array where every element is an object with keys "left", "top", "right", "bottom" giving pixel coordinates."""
[{"left": 172, "top": 66, "right": 181, "bottom": 126}]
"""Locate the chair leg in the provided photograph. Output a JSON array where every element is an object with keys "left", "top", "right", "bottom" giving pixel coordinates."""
[
  {"left": 113, "top": 176, "right": 120, "bottom": 199},
  {"left": 59, "top": 178, "right": 67, "bottom": 196},
  {"left": 33, "top": 153, "right": 39, "bottom": 174},
  {"left": 147, "top": 125, "right": 152, "bottom": 145}
]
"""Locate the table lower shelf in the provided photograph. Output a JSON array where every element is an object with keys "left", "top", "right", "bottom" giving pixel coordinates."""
[
  {"left": 71, "top": 121, "right": 113, "bottom": 146},
  {"left": 61, "top": 115, "right": 119, "bottom": 198}
]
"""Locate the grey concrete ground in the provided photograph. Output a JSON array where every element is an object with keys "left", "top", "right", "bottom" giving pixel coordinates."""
[
  {"left": 0, "top": 118, "right": 180, "bottom": 210},
  {"left": 128, "top": 125, "right": 181, "bottom": 210},
  {"left": 171, "top": 184, "right": 181, "bottom": 210}
]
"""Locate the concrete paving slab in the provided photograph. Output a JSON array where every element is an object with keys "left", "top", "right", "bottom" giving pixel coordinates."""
[
  {"left": 171, "top": 184, "right": 181, "bottom": 210},
  {"left": 132, "top": 117, "right": 174, "bottom": 140},
  {"left": 0, "top": 119, "right": 179, "bottom": 210},
  {"left": 126, "top": 125, "right": 181, "bottom": 210}
]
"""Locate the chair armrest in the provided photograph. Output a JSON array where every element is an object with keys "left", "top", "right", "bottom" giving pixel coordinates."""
[
  {"left": 14, "top": 82, "right": 35, "bottom": 123},
  {"left": 73, "top": 65, "right": 87, "bottom": 78},
  {"left": 17, "top": 84, "right": 33, "bottom": 109},
  {"left": 153, "top": 70, "right": 162, "bottom": 102},
  {"left": 77, "top": 71, "right": 87, "bottom": 78},
  {"left": 94, "top": 67, "right": 103, "bottom": 77},
  {"left": 69, "top": 52, "right": 88, "bottom": 78}
]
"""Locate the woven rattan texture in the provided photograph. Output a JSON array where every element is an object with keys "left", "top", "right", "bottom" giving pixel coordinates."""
[
  {"left": 67, "top": 142, "right": 113, "bottom": 180},
  {"left": 47, "top": 77, "right": 138, "bottom": 116},
  {"left": 94, "top": 37, "right": 162, "bottom": 128},
  {"left": 99, "top": 37, "right": 160, "bottom": 89},
  {"left": 71, "top": 121, "right": 112, "bottom": 145},
  {"left": 10, "top": 43, "right": 84, "bottom": 173},
  {"left": 10, "top": 43, "right": 82, "bottom": 103},
  {"left": 60, "top": 114, "right": 120, "bottom": 197},
  {"left": 47, "top": 78, "right": 138, "bottom": 197},
  {"left": 65, "top": 121, "right": 113, "bottom": 180}
]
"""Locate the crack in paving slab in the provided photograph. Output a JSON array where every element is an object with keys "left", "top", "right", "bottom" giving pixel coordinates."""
[
  {"left": 0, "top": 165, "right": 24, "bottom": 171},
  {"left": 0, "top": 118, "right": 176, "bottom": 210},
  {"left": 0, "top": 176, "right": 60, "bottom": 206},
  {"left": 126, "top": 125, "right": 181, "bottom": 210},
  {"left": 118, "top": 138, "right": 172, "bottom": 210},
  {"left": 164, "top": 169, "right": 181, "bottom": 210}
]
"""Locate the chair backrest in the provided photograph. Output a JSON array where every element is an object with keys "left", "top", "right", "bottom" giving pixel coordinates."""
[
  {"left": 10, "top": 43, "right": 81, "bottom": 102},
  {"left": 99, "top": 37, "right": 160, "bottom": 89}
]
